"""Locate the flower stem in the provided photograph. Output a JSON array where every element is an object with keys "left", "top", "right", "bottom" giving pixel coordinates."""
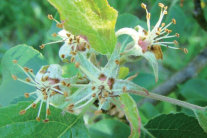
[{"left": 128, "top": 90, "right": 206, "bottom": 111}]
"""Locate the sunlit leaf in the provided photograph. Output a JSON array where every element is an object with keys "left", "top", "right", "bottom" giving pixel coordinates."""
[{"left": 48, "top": 0, "right": 118, "bottom": 54}]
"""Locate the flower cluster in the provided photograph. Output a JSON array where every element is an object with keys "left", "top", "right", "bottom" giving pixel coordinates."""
[{"left": 12, "top": 2, "right": 187, "bottom": 122}]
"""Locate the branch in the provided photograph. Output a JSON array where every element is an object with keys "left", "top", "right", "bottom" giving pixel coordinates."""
[
  {"left": 129, "top": 90, "right": 206, "bottom": 111},
  {"left": 138, "top": 47, "right": 207, "bottom": 106},
  {"left": 193, "top": 0, "right": 207, "bottom": 31}
]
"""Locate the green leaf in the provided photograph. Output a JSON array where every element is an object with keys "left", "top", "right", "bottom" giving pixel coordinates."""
[
  {"left": 88, "top": 119, "right": 130, "bottom": 138},
  {"left": 0, "top": 44, "right": 47, "bottom": 106},
  {"left": 0, "top": 102, "right": 89, "bottom": 137},
  {"left": 145, "top": 113, "right": 207, "bottom": 137},
  {"left": 118, "top": 67, "right": 129, "bottom": 79},
  {"left": 48, "top": 0, "right": 118, "bottom": 54},
  {"left": 120, "top": 93, "right": 140, "bottom": 138},
  {"left": 179, "top": 79, "right": 207, "bottom": 105},
  {"left": 194, "top": 109, "right": 207, "bottom": 133}
]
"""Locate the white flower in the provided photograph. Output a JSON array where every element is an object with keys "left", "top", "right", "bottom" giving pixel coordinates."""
[
  {"left": 61, "top": 46, "right": 148, "bottom": 113},
  {"left": 12, "top": 61, "right": 69, "bottom": 122},
  {"left": 116, "top": 3, "right": 188, "bottom": 81}
]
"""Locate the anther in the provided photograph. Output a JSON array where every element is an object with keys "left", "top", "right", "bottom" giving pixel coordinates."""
[
  {"left": 175, "top": 33, "right": 180, "bottom": 37},
  {"left": 24, "top": 67, "right": 30, "bottom": 72},
  {"left": 61, "top": 54, "right": 65, "bottom": 59},
  {"left": 40, "top": 44, "right": 45, "bottom": 49},
  {"left": 122, "top": 86, "right": 127, "bottom": 92},
  {"left": 156, "top": 32, "right": 160, "bottom": 36},
  {"left": 172, "top": 18, "right": 176, "bottom": 24},
  {"left": 66, "top": 33, "right": 71, "bottom": 37},
  {"left": 36, "top": 117, "right": 41, "bottom": 122},
  {"left": 158, "top": 27, "right": 162, "bottom": 32},
  {"left": 68, "top": 38, "right": 73, "bottom": 44},
  {"left": 48, "top": 14, "right": 53, "bottom": 20},
  {"left": 24, "top": 93, "right": 29, "bottom": 98},
  {"left": 92, "top": 86, "right": 96, "bottom": 90},
  {"left": 158, "top": 3, "right": 165, "bottom": 8},
  {"left": 46, "top": 109, "right": 51, "bottom": 115},
  {"left": 43, "top": 119, "right": 49, "bottom": 123},
  {"left": 19, "top": 110, "right": 26, "bottom": 115},
  {"left": 61, "top": 81, "right": 67, "bottom": 86},
  {"left": 141, "top": 3, "right": 147, "bottom": 9},
  {"left": 75, "top": 62, "right": 80, "bottom": 68},
  {"left": 12, "top": 75, "right": 17, "bottom": 80},
  {"left": 12, "top": 60, "right": 18, "bottom": 64},
  {"left": 25, "top": 78, "right": 31, "bottom": 82},
  {"left": 183, "top": 48, "right": 188, "bottom": 54},
  {"left": 115, "top": 59, "right": 120, "bottom": 65},
  {"left": 173, "top": 40, "right": 178, "bottom": 45},
  {"left": 56, "top": 23, "right": 63, "bottom": 28},
  {"left": 32, "top": 103, "right": 37, "bottom": 108},
  {"left": 66, "top": 83, "right": 71, "bottom": 88},
  {"left": 68, "top": 104, "right": 74, "bottom": 110},
  {"left": 163, "top": 11, "right": 168, "bottom": 15},
  {"left": 29, "top": 69, "right": 33, "bottom": 73},
  {"left": 52, "top": 33, "right": 57, "bottom": 37},
  {"left": 161, "top": 23, "right": 165, "bottom": 27},
  {"left": 167, "top": 30, "right": 172, "bottom": 33},
  {"left": 92, "top": 93, "right": 96, "bottom": 97}
]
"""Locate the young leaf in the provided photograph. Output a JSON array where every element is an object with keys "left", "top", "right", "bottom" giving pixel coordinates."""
[
  {"left": 0, "top": 102, "right": 89, "bottom": 137},
  {"left": 120, "top": 93, "right": 141, "bottom": 138},
  {"left": 48, "top": 0, "right": 118, "bottom": 54},
  {"left": 145, "top": 113, "right": 207, "bottom": 137},
  {"left": 0, "top": 44, "right": 47, "bottom": 106},
  {"left": 194, "top": 109, "right": 207, "bottom": 133}
]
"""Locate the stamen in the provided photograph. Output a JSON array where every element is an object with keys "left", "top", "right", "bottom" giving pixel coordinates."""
[
  {"left": 172, "top": 18, "right": 176, "bottom": 24},
  {"left": 19, "top": 110, "right": 26, "bottom": 115},
  {"left": 158, "top": 3, "right": 165, "bottom": 8},
  {"left": 48, "top": 14, "right": 53, "bottom": 20},
  {"left": 12, "top": 75, "right": 17, "bottom": 80},
  {"left": 56, "top": 23, "right": 63, "bottom": 28},
  {"left": 24, "top": 93, "right": 30, "bottom": 98},
  {"left": 183, "top": 48, "right": 188, "bottom": 54},
  {"left": 115, "top": 59, "right": 120, "bottom": 65},
  {"left": 141, "top": 3, "right": 147, "bottom": 9},
  {"left": 122, "top": 86, "right": 127, "bottom": 92},
  {"left": 52, "top": 33, "right": 57, "bottom": 37}
]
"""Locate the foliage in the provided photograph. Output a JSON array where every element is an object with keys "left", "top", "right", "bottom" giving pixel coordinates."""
[{"left": 0, "top": 0, "right": 207, "bottom": 137}]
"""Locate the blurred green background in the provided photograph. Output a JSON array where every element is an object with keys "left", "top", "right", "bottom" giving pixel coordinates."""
[{"left": 0, "top": 0, "right": 207, "bottom": 128}]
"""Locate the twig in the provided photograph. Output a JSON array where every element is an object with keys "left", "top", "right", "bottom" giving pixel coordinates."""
[
  {"left": 193, "top": 0, "right": 207, "bottom": 31},
  {"left": 138, "top": 47, "right": 207, "bottom": 106},
  {"left": 129, "top": 90, "right": 206, "bottom": 111}
]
